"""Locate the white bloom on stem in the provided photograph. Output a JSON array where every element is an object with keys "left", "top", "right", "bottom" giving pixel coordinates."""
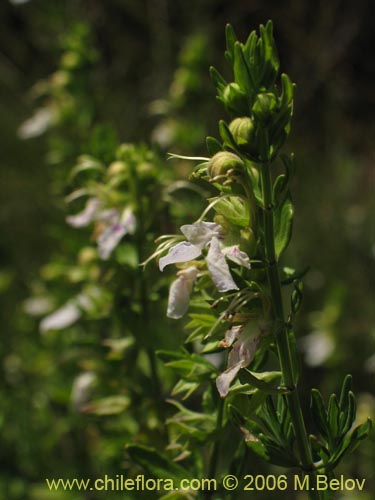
[
  {"left": 66, "top": 198, "right": 136, "bottom": 260},
  {"left": 166, "top": 266, "right": 198, "bottom": 319},
  {"left": 66, "top": 198, "right": 102, "bottom": 227},
  {"left": 159, "top": 221, "right": 250, "bottom": 294},
  {"left": 18, "top": 108, "right": 54, "bottom": 139},
  {"left": 71, "top": 372, "right": 97, "bottom": 412},
  {"left": 40, "top": 301, "right": 81, "bottom": 333},
  {"left": 97, "top": 207, "right": 136, "bottom": 260},
  {"left": 39, "top": 293, "right": 93, "bottom": 333},
  {"left": 216, "top": 321, "right": 263, "bottom": 398}
]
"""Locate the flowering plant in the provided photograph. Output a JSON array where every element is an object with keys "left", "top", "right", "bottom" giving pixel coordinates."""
[{"left": 143, "top": 22, "right": 372, "bottom": 499}]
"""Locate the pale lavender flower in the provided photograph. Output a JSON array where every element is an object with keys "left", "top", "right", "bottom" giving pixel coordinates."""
[
  {"left": 66, "top": 199, "right": 136, "bottom": 260},
  {"left": 159, "top": 221, "right": 250, "bottom": 295},
  {"left": 166, "top": 266, "right": 198, "bottom": 319},
  {"left": 216, "top": 321, "right": 264, "bottom": 398}
]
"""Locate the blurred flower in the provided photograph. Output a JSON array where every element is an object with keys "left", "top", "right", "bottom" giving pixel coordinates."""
[
  {"left": 216, "top": 320, "right": 266, "bottom": 397},
  {"left": 71, "top": 372, "right": 97, "bottom": 412},
  {"left": 159, "top": 221, "right": 249, "bottom": 293},
  {"left": 66, "top": 198, "right": 136, "bottom": 260},
  {"left": 18, "top": 108, "right": 54, "bottom": 139},
  {"left": 39, "top": 293, "right": 92, "bottom": 333},
  {"left": 300, "top": 330, "right": 335, "bottom": 367}
]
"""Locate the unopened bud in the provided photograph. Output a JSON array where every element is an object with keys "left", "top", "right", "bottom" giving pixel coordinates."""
[
  {"left": 223, "top": 83, "right": 248, "bottom": 115},
  {"left": 207, "top": 152, "right": 244, "bottom": 182},
  {"left": 229, "top": 117, "right": 255, "bottom": 147},
  {"left": 107, "top": 161, "right": 128, "bottom": 178},
  {"left": 252, "top": 93, "right": 277, "bottom": 122}
]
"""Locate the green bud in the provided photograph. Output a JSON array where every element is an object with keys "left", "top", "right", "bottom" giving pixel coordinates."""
[
  {"left": 207, "top": 152, "right": 244, "bottom": 182},
  {"left": 107, "top": 161, "right": 128, "bottom": 178},
  {"left": 229, "top": 117, "right": 255, "bottom": 147},
  {"left": 137, "top": 162, "right": 155, "bottom": 180},
  {"left": 252, "top": 92, "right": 277, "bottom": 122},
  {"left": 222, "top": 83, "right": 248, "bottom": 115}
]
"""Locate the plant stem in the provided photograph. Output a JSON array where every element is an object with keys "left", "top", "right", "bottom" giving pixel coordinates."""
[{"left": 260, "top": 162, "right": 320, "bottom": 500}]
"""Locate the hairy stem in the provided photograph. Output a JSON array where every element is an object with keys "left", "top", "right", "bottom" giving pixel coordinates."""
[{"left": 260, "top": 162, "right": 320, "bottom": 499}]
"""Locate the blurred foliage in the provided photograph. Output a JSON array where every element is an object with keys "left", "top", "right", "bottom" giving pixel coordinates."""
[{"left": 0, "top": 0, "right": 374, "bottom": 499}]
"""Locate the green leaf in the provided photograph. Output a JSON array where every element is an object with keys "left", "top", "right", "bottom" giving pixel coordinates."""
[
  {"left": 209, "top": 66, "right": 227, "bottom": 92},
  {"left": 225, "top": 24, "right": 238, "bottom": 63},
  {"left": 219, "top": 120, "right": 239, "bottom": 151},
  {"left": 212, "top": 195, "right": 250, "bottom": 227},
  {"left": 126, "top": 445, "right": 187, "bottom": 482},
  {"left": 233, "top": 42, "right": 253, "bottom": 94},
  {"left": 82, "top": 395, "right": 130, "bottom": 416},
  {"left": 311, "top": 389, "right": 330, "bottom": 440},
  {"left": 327, "top": 394, "right": 340, "bottom": 442},
  {"left": 339, "top": 374, "right": 353, "bottom": 410},
  {"left": 241, "top": 369, "right": 282, "bottom": 394},
  {"left": 274, "top": 193, "right": 293, "bottom": 257},
  {"left": 328, "top": 418, "right": 372, "bottom": 469},
  {"left": 69, "top": 155, "right": 104, "bottom": 180},
  {"left": 206, "top": 136, "right": 222, "bottom": 156},
  {"left": 341, "top": 391, "right": 356, "bottom": 435}
]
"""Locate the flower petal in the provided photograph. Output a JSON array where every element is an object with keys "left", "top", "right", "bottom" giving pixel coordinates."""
[
  {"left": 228, "top": 324, "right": 260, "bottom": 368},
  {"left": 159, "top": 242, "right": 202, "bottom": 271},
  {"left": 121, "top": 207, "right": 137, "bottom": 234},
  {"left": 40, "top": 301, "right": 81, "bottom": 333},
  {"left": 66, "top": 198, "right": 101, "bottom": 228},
  {"left": 167, "top": 267, "right": 198, "bottom": 319},
  {"left": 97, "top": 222, "right": 127, "bottom": 260},
  {"left": 206, "top": 237, "right": 239, "bottom": 292},
  {"left": 180, "top": 221, "right": 222, "bottom": 249},
  {"left": 223, "top": 245, "right": 251, "bottom": 269},
  {"left": 216, "top": 361, "right": 242, "bottom": 398},
  {"left": 220, "top": 325, "right": 242, "bottom": 348}
]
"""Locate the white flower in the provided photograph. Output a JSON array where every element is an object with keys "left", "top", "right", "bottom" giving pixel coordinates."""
[
  {"left": 39, "top": 293, "right": 93, "bottom": 333},
  {"left": 66, "top": 198, "right": 136, "bottom": 260},
  {"left": 159, "top": 221, "right": 250, "bottom": 294},
  {"left": 166, "top": 266, "right": 198, "bottom": 319},
  {"left": 18, "top": 108, "right": 54, "bottom": 139},
  {"left": 216, "top": 321, "right": 264, "bottom": 398},
  {"left": 71, "top": 372, "right": 97, "bottom": 412},
  {"left": 40, "top": 301, "right": 81, "bottom": 333}
]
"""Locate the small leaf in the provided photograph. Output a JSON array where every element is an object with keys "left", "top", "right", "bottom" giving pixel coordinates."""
[
  {"left": 225, "top": 24, "right": 238, "bottom": 63},
  {"left": 209, "top": 66, "right": 227, "bottom": 92},
  {"left": 82, "top": 395, "right": 130, "bottom": 416},
  {"left": 126, "top": 445, "right": 187, "bottom": 482},
  {"left": 233, "top": 42, "right": 253, "bottom": 94},
  {"left": 311, "top": 389, "right": 330, "bottom": 440},
  {"left": 219, "top": 120, "right": 239, "bottom": 152},
  {"left": 339, "top": 374, "right": 353, "bottom": 410},
  {"left": 341, "top": 391, "right": 356, "bottom": 435},
  {"left": 206, "top": 136, "right": 223, "bottom": 156},
  {"left": 212, "top": 196, "right": 250, "bottom": 227},
  {"left": 274, "top": 193, "right": 294, "bottom": 257},
  {"left": 327, "top": 394, "right": 340, "bottom": 442}
]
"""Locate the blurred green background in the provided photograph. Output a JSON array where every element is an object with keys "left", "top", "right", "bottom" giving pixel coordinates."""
[{"left": 0, "top": 0, "right": 374, "bottom": 499}]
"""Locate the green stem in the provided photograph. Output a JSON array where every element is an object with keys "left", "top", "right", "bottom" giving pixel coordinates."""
[{"left": 260, "top": 162, "right": 320, "bottom": 500}]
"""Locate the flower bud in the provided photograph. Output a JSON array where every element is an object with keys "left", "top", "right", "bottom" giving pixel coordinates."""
[
  {"left": 229, "top": 117, "right": 255, "bottom": 147},
  {"left": 252, "top": 92, "right": 277, "bottom": 122},
  {"left": 107, "top": 161, "right": 128, "bottom": 178},
  {"left": 207, "top": 152, "right": 244, "bottom": 182},
  {"left": 222, "top": 83, "right": 248, "bottom": 115}
]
